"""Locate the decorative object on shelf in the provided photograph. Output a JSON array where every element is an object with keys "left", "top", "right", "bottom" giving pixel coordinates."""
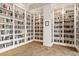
[
  {"left": 3, "top": 4, "right": 7, "bottom": 9},
  {"left": 45, "top": 21, "right": 49, "bottom": 26},
  {"left": 0, "top": 9, "right": 2, "bottom": 13}
]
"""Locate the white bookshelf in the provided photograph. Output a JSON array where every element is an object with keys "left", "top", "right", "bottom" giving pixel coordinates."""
[
  {"left": 53, "top": 4, "right": 77, "bottom": 48},
  {"left": 0, "top": 3, "right": 43, "bottom": 53},
  {"left": 30, "top": 14, "right": 34, "bottom": 40},
  {"left": 54, "top": 8, "right": 63, "bottom": 43},
  {"left": 14, "top": 5, "right": 25, "bottom": 45},
  {"left": 76, "top": 4, "right": 79, "bottom": 49},
  {"left": 26, "top": 11, "right": 35, "bottom": 42},
  {"left": 64, "top": 5, "right": 74, "bottom": 45},
  {"left": 0, "top": 3, "right": 13, "bottom": 49},
  {"left": 0, "top": 3, "right": 27, "bottom": 52},
  {"left": 35, "top": 14, "right": 43, "bottom": 41}
]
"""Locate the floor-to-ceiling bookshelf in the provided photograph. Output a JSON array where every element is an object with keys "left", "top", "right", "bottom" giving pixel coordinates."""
[
  {"left": 35, "top": 14, "right": 43, "bottom": 41},
  {"left": 35, "top": 15, "right": 39, "bottom": 40},
  {"left": 64, "top": 5, "right": 74, "bottom": 45},
  {"left": 0, "top": 3, "right": 43, "bottom": 53},
  {"left": 76, "top": 4, "right": 79, "bottom": 48},
  {"left": 54, "top": 8, "right": 63, "bottom": 43},
  {"left": 0, "top": 3, "right": 13, "bottom": 49},
  {"left": 30, "top": 14, "right": 34, "bottom": 40},
  {"left": 53, "top": 4, "right": 75, "bottom": 47},
  {"left": 26, "top": 12, "right": 34, "bottom": 41},
  {"left": 14, "top": 5, "right": 25, "bottom": 45},
  {"left": 39, "top": 15, "right": 43, "bottom": 40},
  {"left": 0, "top": 3, "right": 27, "bottom": 53},
  {"left": 26, "top": 12, "right": 30, "bottom": 41}
]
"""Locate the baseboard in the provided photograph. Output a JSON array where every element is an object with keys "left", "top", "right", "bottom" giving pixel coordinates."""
[
  {"left": 43, "top": 43, "right": 53, "bottom": 47},
  {"left": 33, "top": 39, "right": 43, "bottom": 42},
  {"left": 75, "top": 46, "right": 79, "bottom": 52},
  {"left": 53, "top": 42, "right": 75, "bottom": 48}
]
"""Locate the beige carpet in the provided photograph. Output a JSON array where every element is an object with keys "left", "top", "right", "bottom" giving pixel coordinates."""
[{"left": 0, "top": 41, "right": 79, "bottom": 56}]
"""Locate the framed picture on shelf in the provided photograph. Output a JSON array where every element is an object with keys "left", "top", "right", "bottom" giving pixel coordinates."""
[{"left": 45, "top": 21, "right": 49, "bottom": 26}]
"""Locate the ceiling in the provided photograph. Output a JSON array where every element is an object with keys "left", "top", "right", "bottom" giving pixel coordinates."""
[{"left": 23, "top": 3, "right": 50, "bottom": 10}]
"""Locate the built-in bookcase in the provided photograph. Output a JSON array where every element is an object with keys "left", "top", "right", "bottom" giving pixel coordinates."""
[
  {"left": 35, "top": 14, "right": 43, "bottom": 41},
  {"left": 0, "top": 3, "right": 43, "bottom": 53},
  {"left": 53, "top": 4, "right": 76, "bottom": 47},
  {"left": 26, "top": 12, "right": 34, "bottom": 41},
  {"left": 14, "top": 5, "right": 25, "bottom": 45},
  {"left": 54, "top": 8, "right": 63, "bottom": 43},
  {"left": 0, "top": 3, "right": 26, "bottom": 52},
  {"left": 0, "top": 3, "right": 13, "bottom": 49},
  {"left": 64, "top": 5, "right": 74, "bottom": 45},
  {"left": 76, "top": 4, "right": 79, "bottom": 48}
]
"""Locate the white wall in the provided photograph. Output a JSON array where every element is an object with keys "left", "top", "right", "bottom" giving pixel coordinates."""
[{"left": 43, "top": 4, "right": 53, "bottom": 47}]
